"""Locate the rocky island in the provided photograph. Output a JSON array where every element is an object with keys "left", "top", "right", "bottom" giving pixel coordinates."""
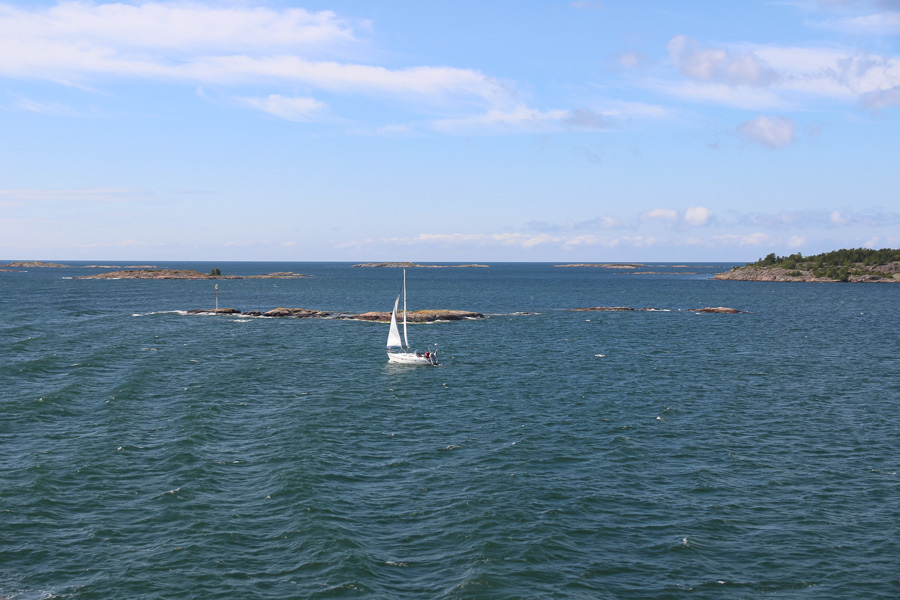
[
  {"left": 348, "top": 309, "right": 484, "bottom": 322},
  {"left": 184, "top": 307, "right": 483, "bottom": 321},
  {"left": 2, "top": 261, "right": 71, "bottom": 268},
  {"left": 352, "top": 262, "right": 489, "bottom": 268},
  {"left": 554, "top": 263, "right": 646, "bottom": 269},
  {"left": 714, "top": 248, "right": 900, "bottom": 283},
  {"left": 76, "top": 269, "right": 308, "bottom": 280}
]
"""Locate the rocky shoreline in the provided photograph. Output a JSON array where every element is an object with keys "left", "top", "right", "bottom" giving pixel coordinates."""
[
  {"left": 2, "top": 261, "right": 72, "bottom": 268},
  {"left": 554, "top": 263, "right": 646, "bottom": 269},
  {"left": 351, "top": 262, "right": 489, "bottom": 268},
  {"left": 76, "top": 269, "right": 308, "bottom": 280},
  {"left": 186, "top": 307, "right": 484, "bottom": 321},
  {"left": 713, "top": 263, "right": 900, "bottom": 283}
]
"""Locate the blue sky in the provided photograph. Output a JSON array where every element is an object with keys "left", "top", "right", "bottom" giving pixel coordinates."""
[{"left": 1, "top": 0, "right": 898, "bottom": 262}]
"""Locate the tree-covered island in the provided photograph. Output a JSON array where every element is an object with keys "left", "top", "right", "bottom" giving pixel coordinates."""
[{"left": 714, "top": 248, "right": 900, "bottom": 282}]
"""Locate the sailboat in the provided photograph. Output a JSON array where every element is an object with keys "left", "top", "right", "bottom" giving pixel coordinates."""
[{"left": 387, "top": 269, "right": 438, "bottom": 365}]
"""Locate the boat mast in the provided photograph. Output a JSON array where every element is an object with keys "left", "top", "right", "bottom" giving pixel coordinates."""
[{"left": 402, "top": 268, "right": 410, "bottom": 350}]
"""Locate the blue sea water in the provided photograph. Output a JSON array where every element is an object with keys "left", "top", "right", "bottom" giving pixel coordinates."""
[{"left": 1, "top": 262, "right": 899, "bottom": 599}]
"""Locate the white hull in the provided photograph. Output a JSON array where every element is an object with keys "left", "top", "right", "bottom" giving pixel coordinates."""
[{"left": 387, "top": 351, "right": 436, "bottom": 365}]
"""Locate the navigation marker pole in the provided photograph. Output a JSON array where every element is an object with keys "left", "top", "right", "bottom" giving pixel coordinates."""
[{"left": 215, "top": 283, "right": 219, "bottom": 312}]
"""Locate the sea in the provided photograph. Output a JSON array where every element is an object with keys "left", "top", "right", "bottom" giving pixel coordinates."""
[{"left": 1, "top": 261, "right": 898, "bottom": 599}]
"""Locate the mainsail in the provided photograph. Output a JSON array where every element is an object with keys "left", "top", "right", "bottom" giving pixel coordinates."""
[{"left": 387, "top": 295, "right": 403, "bottom": 348}]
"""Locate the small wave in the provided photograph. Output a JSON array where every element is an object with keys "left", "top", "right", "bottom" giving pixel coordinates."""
[{"left": 132, "top": 310, "right": 185, "bottom": 317}]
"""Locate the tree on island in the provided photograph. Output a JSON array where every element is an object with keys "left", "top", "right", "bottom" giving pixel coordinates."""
[
  {"left": 210, "top": 268, "right": 221, "bottom": 276},
  {"left": 747, "top": 248, "right": 900, "bottom": 281}
]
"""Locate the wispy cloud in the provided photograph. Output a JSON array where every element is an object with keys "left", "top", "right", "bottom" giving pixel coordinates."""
[
  {"left": 810, "top": 8, "right": 900, "bottom": 35},
  {"left": 660, "top": 34, "right": 900, "bottom": 110},
  {"left": 8, "top": 92, "right": 81, "bottom": 116},
  {"left": 432, "top": 105, "right": 613, "bottom": 134},
  {"left": 0, "top": 2, "right": 513, "bottom": 114},
  {"left": 239, "top": 94, "right": 327, "bottom": 121},
  {"left": 0, "top": 187, "right": 152, "bottom": 203},
  {"left": 737, "top": 115, "right": 795, "bottom": 149}
]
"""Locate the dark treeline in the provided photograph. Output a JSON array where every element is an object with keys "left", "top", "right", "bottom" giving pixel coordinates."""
[
  {"left": 748, "top": 248, "right": 900, "bottom": 281},
  {"left": 753, "top": 248, "right": 900, "bottom": 268}
]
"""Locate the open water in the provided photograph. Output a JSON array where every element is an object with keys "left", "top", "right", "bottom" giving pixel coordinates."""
[{"left": 1, "top": 262, "right": 899, "bottom": 599}]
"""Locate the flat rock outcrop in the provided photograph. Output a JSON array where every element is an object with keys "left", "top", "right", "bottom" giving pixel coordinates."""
[
  {"left": 347, "top": 309, "right": 484, "bottom": 322},
  {"left": 573, "top": 306, "right": 641, "bottom": 312},
  {"left": 261, "top": 308, "right": 330, "bottom": 318},
  {"left": 688, "top": 306, "right": 746, "bottom": 314},
  {"left": 184, "top": 307, "right": 481, "bottom": 321},
  {"left": 352, "top": 262, "right": 489, "bottom": 268},
  {"left": 555, "top": 263, "right": 646, "bottom": 269},
  {"left": 2, "top": 261, "right": 71, "bottom": 268},
  {"left": 77, "top": 269, "right": 307, "bottom": 280}
]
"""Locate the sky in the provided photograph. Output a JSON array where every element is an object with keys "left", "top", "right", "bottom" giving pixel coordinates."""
[{"left": 1, "top": 0, "right": 899, "bottom": 262}]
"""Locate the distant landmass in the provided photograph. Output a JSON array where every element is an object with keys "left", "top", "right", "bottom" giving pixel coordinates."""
[
  {"left": 76, "top": 269, "right": 308, "bottom": 280},
  {"left": 714, "top": 248, "right": 900, "bottom": 283},
  {"left": 554, "top": 263, "right": 646, "bottom": 269},
  {"left": 351, "top": 262, "right": 489, "bottom": 268},
  {"left": 2, "top": 261, "right": 71, "bottom": 268}
]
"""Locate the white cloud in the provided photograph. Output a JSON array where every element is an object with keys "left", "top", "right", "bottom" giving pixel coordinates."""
[
  {"left": 813, "top": 10, "right": 900, "bottom": 35},
  {"left": 641, "top": 208, "right": 679, "bottom": 222},
  {"left": 0, "top": 3, "right": 355, "bottom": 58},
  {"left": 661, "top": 35, "right": 900, "bottom": 110},
  {"left": 713, "top": 232, "right": 771, "bottom": 246},
  {"left": 0, "top": 2, "right": 510, "bottom": 109},
  {"left": 787, "top": 235, "right": 806, "bottom": 248},
  {"left": 240, "top": 94, "right": 326, "bottom": 121},
  {"left": 668, "top": 35, "right": 778, "bottom": 86},
  {"left": 830, "top": 210, "right": 850, "bottom": 225},
  {"left": 738, "top": 115, "right": 795, "bottom": 149},
  {"left": 684, "top": 206, "right": 714, "bottom": 226},
  {"left": 640, "top": 206, "right": 714, "bottom": 227}
]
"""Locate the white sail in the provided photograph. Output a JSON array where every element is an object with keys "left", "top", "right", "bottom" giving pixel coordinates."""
[{"left": 387, "top": 295, "right": 403, "bottom": 348}]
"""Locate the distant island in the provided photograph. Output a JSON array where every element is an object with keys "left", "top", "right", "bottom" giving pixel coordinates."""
[
  {"left": 76, "top": 269, "right": 308, "bottom": 280},
  {"left": 2, "top": 261, "right": 71, "bottom": 268},
  {"left": 554, "top": 263, "right": 646, "bottom": 269},
  {"left": 351, "top": 262, "right": 489, "bottom": 268},
  {"left": 714, "top": 248, "right": 900, "bottom": 283},
  {"left": 185, "top": 307, "right": 484, "bottom": 321}
]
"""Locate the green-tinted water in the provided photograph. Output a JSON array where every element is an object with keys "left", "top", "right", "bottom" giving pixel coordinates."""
[{"left": 2, "top": 263, "right": 899, "bottom": 598}]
